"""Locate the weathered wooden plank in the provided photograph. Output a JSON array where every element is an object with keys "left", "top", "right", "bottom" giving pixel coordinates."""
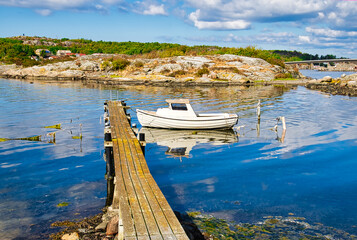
[
  {"left": 149, "top": 235, "right": 166, "bottom": 240},
  {"left": 108, "top": 102, "right": 118, "bottom": 140},
  {"left": 127, "top": 151, "right": 173, "bottom": 236},
  {"left": 111, "top": 105, "right": 144, "bottom": 238},
  {"left": 128, "top": 140, "right": 176, "bottom": 236},
  {"left": 112, "top": 139, "right": 136, "bottom": 237},
  {"left": 162, "top": 235, "right": 178, "bottom": 240},
  {"left": 115, "top": 107, "right": 164, "bottom": 237},
  {"left": 121, "top": 139, "right": 161, "bottom": 237},
  {"left": 136, "top": 236, "right": 151, "bottom": 240},
  {"left": 117, "top": 115, "right": 186, "bottom": 237},
  {"left": 174, "top": 234, "right": 190, "bottom": 240},
  {"left": 116, "top": 115, "right": 152, "bottom": 238},
  {"left": 114, "top": 115, "right": 149, "bottom": 237},
  {"left": 133, "top": 141, "right": 187, "bottom": 236},
  {"left": 125, "top": 237, "right": 139, "bottom": 240}
]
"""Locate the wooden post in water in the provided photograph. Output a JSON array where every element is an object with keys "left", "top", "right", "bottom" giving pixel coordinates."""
[
  {"left": 280, "top": 116, "right": 286, "bottom": 130},
  {"left": 256, "top": 100, "right": 261, "bottom": 120},
  {"left": 256, "top": 100, "right": 261, "bottom": 137},
  {"left": 280, "top": 116, "right": 286, "bottom": 143},
  {"left": 275, "top": 116, "right": 286, "bottom": 143}
]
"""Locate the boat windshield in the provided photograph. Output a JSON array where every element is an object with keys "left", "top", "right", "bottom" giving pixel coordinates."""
[{"left": 171, "top": 103, "right": 188, "bottom": 111}]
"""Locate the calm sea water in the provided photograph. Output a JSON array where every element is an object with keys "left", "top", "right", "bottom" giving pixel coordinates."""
[
  {"left": 300, "top": 69, "right": 356, "bottom": 79},
  {"left": 0, "top": 77, "right": 356, "bottom": 239}
]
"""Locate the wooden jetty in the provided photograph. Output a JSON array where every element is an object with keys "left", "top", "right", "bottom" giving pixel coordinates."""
[{"left": 104, "top": 101, "right": 189, "bottom": 240}]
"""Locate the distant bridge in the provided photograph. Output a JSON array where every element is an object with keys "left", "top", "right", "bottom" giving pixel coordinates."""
[{"left": 285, "top": 59, "right": 357, "bottom": 64}]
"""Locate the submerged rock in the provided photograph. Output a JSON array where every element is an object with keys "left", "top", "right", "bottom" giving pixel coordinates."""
[
  {"left": 188, "top": 212, "right": 357, "bottom": 240},
  {"left": 61, "top": 232, "right": 79, "bottom": 240}
]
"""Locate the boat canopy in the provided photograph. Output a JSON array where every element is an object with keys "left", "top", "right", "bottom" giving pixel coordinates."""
[{"left": 165, "top": 99, "right": 190, "bottom": 104}]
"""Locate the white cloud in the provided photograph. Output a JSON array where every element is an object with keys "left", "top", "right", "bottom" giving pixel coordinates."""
[
  {"left": 185, "top": 0, "right": 332, "bottom": 21},
  {"left": 35, "top": 9, "right": 52, "bottom": 16},
  {"left": 306, "top": 27, "right": 357, "bottom": 37},
  {"left": 298, "top": 35, "right": 311, "bottom": 43},
  {"left": 143, "top": 4, "right": 167, "bottom": 15},
  {"left": 183, "top": 0, "right": 357, "bottom": 33},
  {"left": 328, "top": 12, "right": 337, "bottom": 20},
  {"left": 0, "top": 0, "right": 94, "bottom": 10},
  {"left": 189, "top": 9, "right": 250, "bottom": 30},
  {"left": 100, "top": 0, "right": 122, "bottom": 4}
]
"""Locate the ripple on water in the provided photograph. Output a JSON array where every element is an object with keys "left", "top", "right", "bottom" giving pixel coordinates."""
[{"left": 0, "top": 79, "right": 357, "bottom": 238}]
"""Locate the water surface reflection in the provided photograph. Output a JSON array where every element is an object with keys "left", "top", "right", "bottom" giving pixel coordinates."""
[
  {"left": 139, "top": 128, "right": 238, "bottom": 158},
  {"left": 1, "top": 78, "right": 356, "bottom": 238}
]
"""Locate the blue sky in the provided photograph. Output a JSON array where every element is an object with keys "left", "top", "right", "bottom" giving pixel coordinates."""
[{"left": 0, "top": 0, "right": 356, "bottom": 58}]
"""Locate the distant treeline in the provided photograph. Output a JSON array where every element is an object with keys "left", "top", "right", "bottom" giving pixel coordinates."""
[
  {"left": 273, "top": 50, "right": 346, "bottom": 61},
  {"left": 0, "top": 37, "right": 345, "bottom": 68}
]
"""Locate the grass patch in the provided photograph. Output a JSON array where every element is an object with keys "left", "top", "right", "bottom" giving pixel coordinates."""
[
  {"left": 133, "top": 60, "right": 144, "bottom": 68},
  {"left": 112, "top": 58, "right": 130, "bottom": 71},
  {"left": 274, "top": 73, "right": 292, "bottom": 79},
  {"left": 196, "top": 67, "right": 210, "bottom": 77},
  {"left": 109, "top": 74, "right": 122, "bottom": 78},
  {"left": 169, "top": 70, "right": 187, "bottom": 77}
]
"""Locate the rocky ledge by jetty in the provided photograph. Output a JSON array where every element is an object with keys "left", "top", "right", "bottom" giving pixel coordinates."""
[
  {"left": 51, "top": 208, "right": 204, "bottom": 240},
  {"left": 305, "top": 73, "right": 357, "bottom": 97},
  {"left": 0, "top": 54, "right": 301, "bottom": 85}
]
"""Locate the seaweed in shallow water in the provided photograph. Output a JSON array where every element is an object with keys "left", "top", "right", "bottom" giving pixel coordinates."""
[
  {"left": 187, "top": 212, "right": 357, "bottom": 240},
  {"left": 44, "top": 124, "right": 62, "bottom": 129},
  {"left": 0, "top": 135, "right": 42, "bottom": 142}
]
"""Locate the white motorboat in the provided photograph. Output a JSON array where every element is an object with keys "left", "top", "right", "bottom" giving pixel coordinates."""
[{"left": 136, "top": 99, "right": 238, "bottom": 129}]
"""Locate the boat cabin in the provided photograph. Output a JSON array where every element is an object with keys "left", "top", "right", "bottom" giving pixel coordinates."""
[{"left": 156, "top": 99, "right": 197, "bottom": 118}]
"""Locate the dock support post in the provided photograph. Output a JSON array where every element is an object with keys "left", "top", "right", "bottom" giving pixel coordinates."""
[
  {"left": 104, "top": 101, "right": 108, "bottom": 113},
  {"left": 138, "top": 133, "right": 146, "bottom": 156},
  {"left": 105, "top": 177, "right": 114, "bottom": 206},
  {"left": 104, "top": 124, "right": 114, "bottom": 206},
  {"left": 104, "top": 131, "right": 114, "bottom": 179},
  {"left": 121, "top": 100, "right": 127, "bottom": 115}
]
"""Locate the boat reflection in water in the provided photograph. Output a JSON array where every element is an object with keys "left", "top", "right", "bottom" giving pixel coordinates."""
[{"left": 139, "top": 127, "right": 238, "bottom": 158}]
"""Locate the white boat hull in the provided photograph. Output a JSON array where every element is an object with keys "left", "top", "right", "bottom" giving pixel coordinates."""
[{"left": 137, "top": 109, "right": 238, "bottom": 129}]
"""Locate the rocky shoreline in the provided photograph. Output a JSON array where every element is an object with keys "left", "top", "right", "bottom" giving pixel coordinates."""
[
  {"left": 51, "top": 208, "right": 205, "bottom": 240},
  {"left": 51, "top": 208, "right": 357, "bottom": 240},
  {"left": 306, "top": 73, "right": 357, "bottom": 97},
  {"left": 1, "top": 54, "right": 357, "bottom": 96},
  {"left": 0, "top": 54, "right": 300, "bottom": 84}
]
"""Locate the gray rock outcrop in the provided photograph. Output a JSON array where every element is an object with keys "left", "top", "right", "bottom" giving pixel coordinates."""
[{"left": 1, "top": 54, "right": 299, "bottom": 84}]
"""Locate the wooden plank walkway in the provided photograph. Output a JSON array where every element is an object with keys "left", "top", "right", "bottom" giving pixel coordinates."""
[{"left": 107, "top": 101, "right": 189, "bottom": 240}]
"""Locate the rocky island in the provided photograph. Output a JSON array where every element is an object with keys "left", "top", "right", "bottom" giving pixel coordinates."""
[
  {"left": 0, "top": 36, "right": 356, "bottom": 94},
  {"left": 0, "top": 53, "right": 302, "bottom": 85}
]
